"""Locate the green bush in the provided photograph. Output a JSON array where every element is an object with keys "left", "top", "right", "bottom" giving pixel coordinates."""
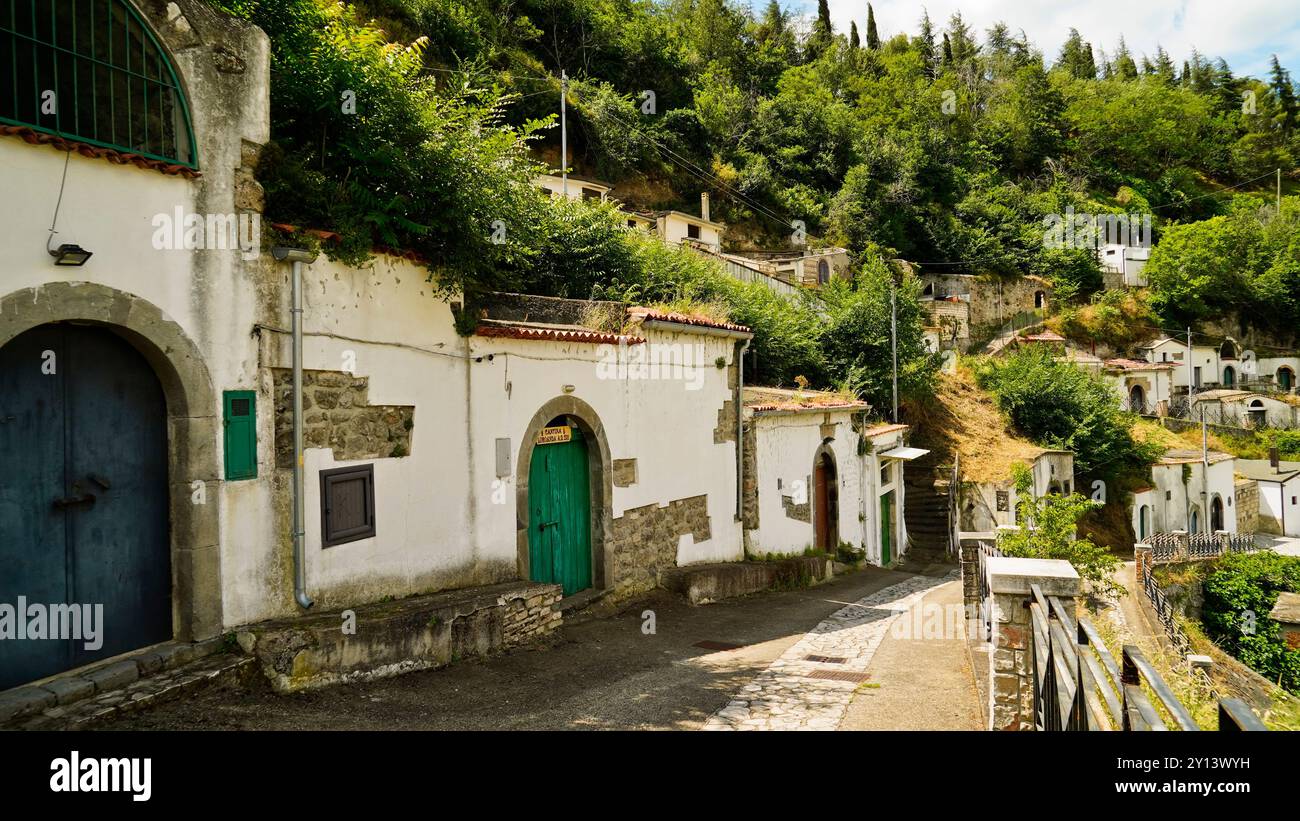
[
  {"left": 974, "top": 346, "right": 1163, "bottom": 480},
  {"left": 1202, "top": 551, "right": 1300, "bottom": 694},
  {"left": 996, "top": 464, "right": 1121, "bottom": 595}
]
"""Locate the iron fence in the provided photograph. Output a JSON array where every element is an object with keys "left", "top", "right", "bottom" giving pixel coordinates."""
[{"left": 1145, "top": 531, "right": 1261, "bottom": 564}]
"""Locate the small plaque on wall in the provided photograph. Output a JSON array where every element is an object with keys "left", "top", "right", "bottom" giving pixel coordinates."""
[{"left": 537, "top": 425, "right": 572, "bottom": 445}]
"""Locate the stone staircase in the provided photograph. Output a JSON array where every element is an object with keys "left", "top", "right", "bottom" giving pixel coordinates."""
[{"left": 901, "top": 448, "right": 955, "bottom": 570}]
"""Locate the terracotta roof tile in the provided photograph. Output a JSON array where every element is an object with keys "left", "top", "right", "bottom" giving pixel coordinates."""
[
  {"left": 1104, "top": 358, "right": 1177, "bottom": 371},
  {"left": 474, "top": 322, "right": 644, "bottom": 346},
  {"left": 628, "top": 308, "right": 751, "bottom": 334},
  {"left": 1, "top": 125, "right": 201, "bottom": 179}
]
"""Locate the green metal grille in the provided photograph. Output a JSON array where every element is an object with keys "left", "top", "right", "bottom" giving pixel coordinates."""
[{"left": 0, "top": 0, "right": 198, "bottom": 167}]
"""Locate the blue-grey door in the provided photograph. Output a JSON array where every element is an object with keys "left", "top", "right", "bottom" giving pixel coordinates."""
[{"left": 0, "top": 324, "right": 171, "bottom": 689}]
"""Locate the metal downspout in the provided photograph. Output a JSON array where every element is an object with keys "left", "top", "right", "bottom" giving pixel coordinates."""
[{"left": 273, "top": 247, "right": 318, "bottom": 609}]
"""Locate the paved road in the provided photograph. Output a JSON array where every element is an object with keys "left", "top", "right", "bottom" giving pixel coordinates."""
[
  {"left": 840, "top": 577, "right": 984, "bottom": 730},
  {"left": 99, "top": 567, "right": 968, "bottom": 731}
]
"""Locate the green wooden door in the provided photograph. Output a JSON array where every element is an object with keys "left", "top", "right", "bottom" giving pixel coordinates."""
[
  {"left": 527, "top": 427, "right": 592, "bottom": 596},
  {"left": 880, "top": 492, "right": 892, "bottom": 566}
]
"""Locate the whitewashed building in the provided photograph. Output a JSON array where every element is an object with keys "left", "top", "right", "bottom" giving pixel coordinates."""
[
  {"left": 1236, "top": 460, "right": 1300, "bottom": 537},
  {"left": 0, "top": 0, "right": 877, "bottom": 693},
  {"left": 1129, "top": 450, "right": 1237, "bottom": 539},
  {"left": 534, "top": 173, "right": 611, "bottom": 202},
  {"left": 960, "top": 450, "right": 1076, "bottom": 532},
  {"left": 741, "top": 388, "right": 920, "bottom": 566},
  {"left": 1103, "top": 358, "right": 1176, "bottom": 414}
]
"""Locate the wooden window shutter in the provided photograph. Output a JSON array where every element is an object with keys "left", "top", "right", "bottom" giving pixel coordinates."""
[
  {"left": 223, "top": 390, "right": 257, "bottom": 480},
  {"left": 320, "top": 465, "right": 377, "bottom": 547}
]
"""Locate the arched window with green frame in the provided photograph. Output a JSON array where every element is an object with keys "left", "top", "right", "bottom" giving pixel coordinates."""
[{"left": 0, "top": 0, "right": 198, "bottom": 168}]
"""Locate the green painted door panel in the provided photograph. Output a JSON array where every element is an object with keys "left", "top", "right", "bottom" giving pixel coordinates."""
[
  {"left": 223, "top": 390, "right": 257, "bottom": 480},
  {"left": 880, "top": 492, "right": 892, "bottom": 566},
  {"left": 527, "top": 428, "right": 592, "bottom": 596}
]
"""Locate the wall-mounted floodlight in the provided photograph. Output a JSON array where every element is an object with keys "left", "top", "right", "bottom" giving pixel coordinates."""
[
  {"left": 271, "top": 246, "right": 319, "bottom": 264},
  {"left": 49, "top": 243, "right": 93, "bottom": 266}
]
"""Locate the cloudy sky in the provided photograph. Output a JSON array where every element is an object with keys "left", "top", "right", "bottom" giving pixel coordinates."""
[{"left": 780, "top": 0, "right": 1300, "bottom": 80}]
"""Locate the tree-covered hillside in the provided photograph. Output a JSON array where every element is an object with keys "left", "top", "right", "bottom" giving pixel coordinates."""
[{"left": 207, "top": 0, "right": 1300, "bottom": 387}]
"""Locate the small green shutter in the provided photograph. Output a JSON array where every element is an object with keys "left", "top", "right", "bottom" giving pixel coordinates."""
[{"left": 223, "top": 390, "right": 257, "bottom": 480}]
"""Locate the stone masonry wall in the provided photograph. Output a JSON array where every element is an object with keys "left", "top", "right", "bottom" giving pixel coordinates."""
[
  {"left": 1235, "top": 478, "right": 1259, "bottom": 534},
  {"left": 272, "top": 369, "right": 414, "bottom": 468},
  {"left": 608, "top": 495, "right": 712, "bottom": 594},
  {"left": 502, "top": 588, "right": 564, "bottom": 646},
  {"left": 990, "top": 589, "right": 1035, "bottom": 730}
]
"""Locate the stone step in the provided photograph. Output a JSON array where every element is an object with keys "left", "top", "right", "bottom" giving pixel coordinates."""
[
  {"left": 12, "top": 653, "right": 256, "bottom": 730},
  {"left": 0, "top": 637, "right": 229, "bottom": 727}
]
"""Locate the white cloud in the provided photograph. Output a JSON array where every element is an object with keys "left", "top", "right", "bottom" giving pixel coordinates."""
[{"left": 800, "top": 0, "right": 1300, "bottom": 79}]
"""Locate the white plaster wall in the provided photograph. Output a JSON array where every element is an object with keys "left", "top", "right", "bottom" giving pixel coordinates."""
[
  {"left": 465, "top": 325, "right": 743, "bottom": 572},
  {"left": 657, "top": 214, "right": 721, "bottom": 249},
  {"left": 745, "top": 417, "right": 906, "bottom": 565},
  {"left": 1145, "top": 460, "right": 1237, "bottom": 534},
  {"left": 1258, "top": 478, "right": 1300, "bottom": 536},
  {"left": 748, "top": 413, "right": 860, "bottom": 556}
]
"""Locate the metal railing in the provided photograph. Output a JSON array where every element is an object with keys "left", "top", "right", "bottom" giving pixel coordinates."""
[
  {"left": 946, "top": 453, "right": 960, "bottom": 560},
  {"left": 1140, "top": 561, "right": 1193, "bottom": 659},
  {"left": 1146, "top": 531, "right": 1262, "bottom": 564},
  {"left": 1027, "top": 584, "right": 1267, "bottom": 731}
]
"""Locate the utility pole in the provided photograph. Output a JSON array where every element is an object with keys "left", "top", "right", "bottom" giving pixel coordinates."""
[
  {"left": 1201, "top": 404, "right": 1210, "bottom": 533},
  {"left": 1185, "top": 326, "right": 1195, "bottom": 413},
  {"left": 560, "top": 70, "right": 568, "bottom": 196},
  {"left": 1278, "top": 168, "right": 1283, "bottom": 216},
  {"left": 890, "top": 283, "right": 899, "bottom": 423}
]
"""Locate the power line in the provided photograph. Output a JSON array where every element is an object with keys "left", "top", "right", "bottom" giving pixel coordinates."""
[
  {"left": 1148, "top": 169, "right": 1282, "bottom": 212},
  {"left": 569, "top": 86, "right": 799, "bottom": 231}
]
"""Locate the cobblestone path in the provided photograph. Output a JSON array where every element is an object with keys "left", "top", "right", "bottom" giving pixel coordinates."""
[{"left": 702, "top": 570, "right": 958, "bottom": 730}]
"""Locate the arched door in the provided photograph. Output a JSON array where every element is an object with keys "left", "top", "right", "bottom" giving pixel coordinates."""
[
  {"left": 1129, "top": 384, "right": 1146, "bottom": 412},
  {"left": 1279, "top": 367, "right": 1295, "bottom": 391},
  {"left": 813, "top": 452, "right": 838, "bottom": 551},
  {"left": 1139, "top": 505, "right": 1149, "bottom": 540},
  {"left": 527, "top": 421, "right": 592, "bottom": 596},
  {"left": 0, "top": 324, "right": 171, "bottom": 689},
  {"left": 1211, "top": 496, "right": 1224, "bottom": 532}
]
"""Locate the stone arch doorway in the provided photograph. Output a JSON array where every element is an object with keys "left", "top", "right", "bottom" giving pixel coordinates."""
[
  {"left": 1210, "top": 495, "right": 1224, "bottom": 532},
  {"left": 516, "top": 396, "right": 612, "bottom": 594},
  {"left": 813, "top": 444, "right": 839, "bottom": 552},
  {"left": 0, "top": 283, "right": 223, "bottom": 657},
  {"left": 1138, "top": 504, "right": 1150, "bottom": 540},
  {"left": 1034, "top": 290, "right": 1046, "bottom": 310},
  {"left": 1129, "top": 383, "right": 1146, "bottom": 412},
  {"left": 1279, "top": 366, "right": 1295, "bottom": 391},
  {"left": 1223, "top": 365, "right": 1235, "bottom": 387}
]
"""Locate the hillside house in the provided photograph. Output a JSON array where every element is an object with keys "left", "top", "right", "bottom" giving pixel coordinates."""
[
  {"left": 1137, "top": 337, "right": 1228, "bottom": 393},
  {"left": 1129, "top": 450, "right": 1238, "bottom": 539},
  {"left": 656, "top": 193, "right": 725, "bottom": 251},
  {"left": 1235, "top": 460, "right": 1300, "bottom": 537},
  {"left": 727, "top": 248, "right": 852, "bottom": 288},
  {"left": 1098, "top": 243, "right": 1149, "bottom": 288},
  {"left": 919, "top": 273, "right": 1051, "bottom": 351},
  {"left": 534, "top": 173, "right": 611, "bottom": 202},
  {"left": 1254, "top": 354, "right": 1300, "bottom": 392},
  {"left": 960, "top": 450, "right": 1076, "bottom": 532},
  {"left": 1103, "top": 358, "right": 1176, "bottom": 414},
  {"left": 1191, "top": 389, "right": 1300, "bottom": 429},
  {"left": 741, "top": 388, "right": 921, "bottom": 566}
]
